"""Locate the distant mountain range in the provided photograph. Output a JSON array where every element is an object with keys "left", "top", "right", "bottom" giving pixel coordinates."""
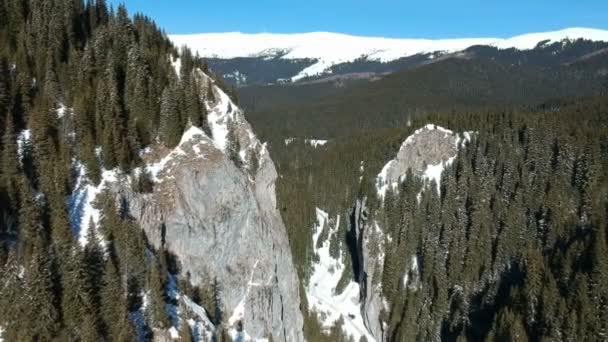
[{"left": 170, "top": 28, "right": 608, "bottom": 86}]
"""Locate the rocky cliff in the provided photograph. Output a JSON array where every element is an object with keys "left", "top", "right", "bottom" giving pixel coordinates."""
[{"left": 105, "top": 70, "right": 304, "bottom": 341}]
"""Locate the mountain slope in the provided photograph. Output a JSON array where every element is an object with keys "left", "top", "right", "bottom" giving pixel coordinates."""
[
  {"left": 241, "top": 56, "right": 608, "bottom": 143},
  {"left": 0, "top": 1, "right": 303, "bottom": 341},
  {"left": 171, "top": 28, "right": 608, "bottom": 84}
]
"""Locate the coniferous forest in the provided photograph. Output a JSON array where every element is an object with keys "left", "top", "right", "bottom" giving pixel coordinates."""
[
  {"left": 0, "top": 0, "right": 234, "bottom": 340},
  {"left": 273, "top": 98, "right": 608, "bottom": 342},
  {"left": 1, "top": 1, "right": 607, "bottom": 342}
]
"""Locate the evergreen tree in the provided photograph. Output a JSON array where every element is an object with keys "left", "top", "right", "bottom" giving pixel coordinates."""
[
  {"left": 226, "top": 118, "right": 242, "bottom": 168},
  {"left": 23, "top": 240, "right": 61, "bottom": 340},
  {"left": 147, "top": 260, "right": 170, "bottom": 328},
  {"left": 101, "top": 253, "right": 130, "bottom": 340},
  {"left": 179, "top": 315, "right": 194, "bottom": 342},
  {"left": 1, "top": 113, "right": 20, "bottom": 232},
  {"left": 159, "top": 85, "right": 183, "bottom": 148}
]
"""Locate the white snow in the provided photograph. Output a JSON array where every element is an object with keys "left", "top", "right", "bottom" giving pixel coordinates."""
[
  {"left": 129, "top": 292, "right": 149, "bottom": 342},
  {"left": 16, "top": 129, "right": 31, "bottom": 164},
  {"left": 171, "top": 55, "right": 182, "bottom": 76},
  {"left": 146, "top": 126, "right": 210, "bottom": 182},
  {"left": 307, "top": 208, "right": 376, "bottom": 342},
  {"left": 56, "top": 103, "right": 69, "bottom": 119},
  {"left": 304, "top": 139, "right": 328, "bottom": 147},
  {"left": 376, "top": 124, "right": 474, "bottom": 198},
  {"left": 67, "top": 161, "right": 117, "bottom": 247},
  {"left": 168, "top": 327, "right": 179, "bottom": 339},
  {"left": 421, "top": 156, "right": 456, "bottom": 193},
  {"left": 284, "top": 138, "right": 329, "bottom": 147},
  {"left": 205, "top": 77, "right": 238, "bottom": 152},
  {"left": 376, "top": 160, "right": 396, "bottom": 198},
  {"left": 403, "top": 256, "right": 420, "bottom": 290},
  {"left": 171, "top": 28, "right": 608, "bottom": 80}
]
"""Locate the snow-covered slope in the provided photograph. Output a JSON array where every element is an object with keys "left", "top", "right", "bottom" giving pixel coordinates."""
[
  {"left": 171, "top": 28, "right": 608, "bottom": 81},
  {"left": 307, "top": 208, "right": 376, "bottom": 341}
]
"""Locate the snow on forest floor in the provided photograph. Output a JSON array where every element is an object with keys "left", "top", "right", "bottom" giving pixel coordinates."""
[{"left": 67, "top": 161, "right": 118, "bottom": 247}]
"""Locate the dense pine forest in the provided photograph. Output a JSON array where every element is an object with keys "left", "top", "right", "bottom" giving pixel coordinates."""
[
  {"left": 273, "top": 97, "right": 608, "bottom": 342},
  {"left": 0, "top": 0, "right": 233, "bottom": 340}
]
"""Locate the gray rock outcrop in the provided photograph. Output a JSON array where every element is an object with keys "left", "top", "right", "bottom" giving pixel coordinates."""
[
  {"left": 109, "top": 78, "right": 304, "bottom": 341},
  {"left": 352, "top": 198, "right": 386, "bottom": 342},
  {"left": 377, "top": 124, "right": 471, "bottom": 196}
]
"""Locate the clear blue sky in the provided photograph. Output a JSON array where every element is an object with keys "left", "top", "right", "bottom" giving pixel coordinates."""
[{"left": 108, "top": 0, "right": 608, "bottom": 38}]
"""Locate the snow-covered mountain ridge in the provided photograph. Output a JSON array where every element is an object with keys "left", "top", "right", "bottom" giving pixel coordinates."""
[{"left": 171, "top": 28, "right": 608, "bottom": 81}]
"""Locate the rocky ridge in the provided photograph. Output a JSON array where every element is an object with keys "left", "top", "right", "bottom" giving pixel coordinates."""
[{"left": 75, "top": 69, "right": 305, "bottom": 341}]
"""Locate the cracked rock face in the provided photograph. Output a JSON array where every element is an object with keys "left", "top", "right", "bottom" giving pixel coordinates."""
[{"left": 111, "top": 77, "right": 304, "bottom": 341}]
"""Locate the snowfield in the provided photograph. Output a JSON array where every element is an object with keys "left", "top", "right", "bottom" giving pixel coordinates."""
[
  {"left": 307, "top": 208, "right": 376, "bottom": 341},
  {"left": 171, "top": 28, "right": 608, "bottom": 81}
]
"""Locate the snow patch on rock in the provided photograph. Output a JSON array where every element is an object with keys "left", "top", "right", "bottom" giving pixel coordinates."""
[
  {"left": 206, "top": 80, "right": 237, "bottom": 152},
  {"left": 145, "top": 126, "right": 211, "bottom": 182},
  {"left": 376, "top": 124, "right": 474, "bottom": 198}
]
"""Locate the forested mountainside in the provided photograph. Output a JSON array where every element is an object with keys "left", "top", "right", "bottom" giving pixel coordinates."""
[
  {"left": 0, "top": 1, "right": 303, "bottom": 341},
  {"left": 241, "top": 49, "right": 608, "bottom": 141},
  {"left": 226, "top": 29, "right": 608, "bottom": 341},
  {"left": 1, "top": 1, "right": 608, "bottom": 342},
  {"left": 272, "top": 97, "right": 608, "bottom": 342}
]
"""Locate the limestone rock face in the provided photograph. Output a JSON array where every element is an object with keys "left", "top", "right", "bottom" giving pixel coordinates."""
[
  {"left": 377, "top": 124, "right": 472, "bottom": 196},
  {"left": 111, "top": 75, "right": 304, "bottom": 341}
]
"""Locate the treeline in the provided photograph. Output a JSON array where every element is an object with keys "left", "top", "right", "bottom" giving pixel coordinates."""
[{"left": 0, "top": 0, "right": 222, "bottom": 340}]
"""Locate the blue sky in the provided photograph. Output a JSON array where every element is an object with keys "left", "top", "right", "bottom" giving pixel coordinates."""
[{"left": 108, "top": 0, "right": 608, "bottom": 38}]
